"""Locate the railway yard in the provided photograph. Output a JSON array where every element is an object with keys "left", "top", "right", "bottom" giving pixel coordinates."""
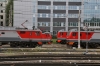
[{"left": 0, "top": 44, "right": 100, "bottom": 66}]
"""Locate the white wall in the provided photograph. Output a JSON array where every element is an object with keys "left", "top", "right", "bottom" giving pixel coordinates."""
[{"left": 13, "top": 0, "right": 33, "bottom": 29}]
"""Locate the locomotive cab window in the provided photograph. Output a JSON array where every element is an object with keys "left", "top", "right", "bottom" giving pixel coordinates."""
[
  {"left": 1, "top": 32, "right": 5, "bottom": 34},
  {"left": 80, "top": 33, "right": 82, "bottom": 36},
  {"left": 20, "top": 31, "right": 26, "bottom": 34},
  {"left": 86, "top": 33, "right": 90, "bottom": 35},
  {"left": 60, "top": 32, "right": 63, "bottom": 35},
  {"left": 73, "top": 32, "right": 76, "bottom": 36},
  {"left": 88, "top": 33, "right": 90, "bottom": 35},
  {"left": 46, "top": 34, "right": 49, "bottom": 36},
  {"left": 36, "top": 31, "right": 40, "bottom": 36}
]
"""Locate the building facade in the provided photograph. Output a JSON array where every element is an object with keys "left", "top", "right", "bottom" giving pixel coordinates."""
[
  {"left": 14, "top": 0, "right": 33, "bottom": 29},
  {"left": 14, "top": 0, "right": 100, "bottom": 35},
  {"left": 0, "top": 0, "right": 8, "bottom": 26}
]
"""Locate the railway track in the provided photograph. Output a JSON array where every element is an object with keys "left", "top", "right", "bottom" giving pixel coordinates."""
[
  {"left": 2, "top": 44, "right": 100, "bottom": 49},
  {"left": 0, "top": 55, "right": 100, "bottom": 66},
  {"left": 1, "top": 44, "right": 100, "bottom": 66},
  {"left": 0, "top": 56, "right": 100, "bottom": 61},
  {"left": 1, "top": 63, "right": 100, "bottom": 66},
  {"left": 1, "top": 48, "right": 100, "bottom": 53}
]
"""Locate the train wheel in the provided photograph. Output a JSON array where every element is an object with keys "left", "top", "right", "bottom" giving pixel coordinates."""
[
  {"left": 94, "top": 43, "right": 99, "bottom": 48},
  {"left": 89, "top": 43, "right": 95, "bottom": 48},
  {"left": 20, "top": 43, "right": 27, "bottom": 48},
  {"left": 43, "top": 42, "right": 46, "bottom": 44},
  {"left": 90, "top": 43, "right": 98, "bottom": 48},
  {"left": 72, "top": 42, "right": 78, "bottom": 48},
  {"left": 61, "top": 41, "right": 66, "bottom": 44},
  {"left": 81, "top": 42, "right": 86, "bottom": 48},
  {"left": 10, "top": 43, "right": 17, "bottom": 47},
  {"left": 88, "top": 43, "right": 92, "bottom": 48},
  {"left": 28, "top": 43, "right": 37, "bottom": 48},
  {"left": 81, "top": 42, "right": 84, "bottom": 48},
  {"left": 94, "top": 44, "right": 99, "bottom": 48}
]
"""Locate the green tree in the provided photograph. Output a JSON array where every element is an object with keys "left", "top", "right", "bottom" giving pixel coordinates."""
[{"left": 5, "top": 0, "right": 13, "bottom": 26}]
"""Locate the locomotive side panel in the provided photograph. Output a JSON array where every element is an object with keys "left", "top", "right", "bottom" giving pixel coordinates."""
[
  {"left": 17, "top": 31, "right": 30, "bottom": 39},
  {"left": 30, "top": 31, "right": 42, "bottom": 41},
  {"left": 17, "top": 30, "right": 43, "bottom": 42},
  {"left": 89, "top": 32, "right": 100, "bottom": 42},
  {"left": 0, "top": 30, "right": 21, "bottom": 42},
  {"left": 67, "top": 32, "right": 93, "bottom": 42},
  {"left": 66, "top": 31, "right": 100, "bottom": 48}
]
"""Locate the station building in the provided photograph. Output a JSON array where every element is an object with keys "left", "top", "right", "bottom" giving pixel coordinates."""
[{"left": 0, "top": 0, "right": 8, "bottom": 26}]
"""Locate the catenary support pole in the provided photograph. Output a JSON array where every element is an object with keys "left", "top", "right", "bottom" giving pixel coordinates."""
[{"left": 78, "top": 8, "right": 81, "bottom": 49}]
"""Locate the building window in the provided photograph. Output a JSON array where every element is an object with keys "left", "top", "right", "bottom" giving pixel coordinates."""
[
  {"left": 68, "top": 22, "right": 78, "bottom": 27},
  {"left": 38, "top": 22, "right": 50, "bottom": 26},
  {"left": 46, "top": 6, "right": 49, "bottom": 9},
  {"left": 68, "top": 0, "right": 81, "bottom": 2},
  {"left": 53, "top": 22, "right": 65, "bottom": 27},
  {"left": 0, "top": 15, "right": 3, "bottom": 19},
  {"left": 39, "top": 14, "right": 42, "bottom": 17},
  {"left": 53, "top": 0, "right": 66, "bottom": 2},
  {"left": 1, "top": 10, "right": 3, "bottom": 13},
  {"left": 53, "top": 13, "right": 66, "bottom": 18},
  {"left": 69, "top": 6, "right": 81, "bottom": 10},
  {"left": 38, "top": 5, "right": 50, "bottom": 10},
  {"left": 68, "top": 14, "right": 79, "bottom": 18},
  {"left": 0, "top": 4, "right": 2, "bottom": 6},
  {"left": 1, "top": 32, "right": 5, "bottom": 34},
  {"left": 38, "top": 13, "right": 50, "bottom": 18},
  {"left": 0, "top": 21, "right": 3, "bottom": 26},
  {"left": 53, "top": 6, "right": 66, "bottom": 10},
  {"left": 46, "top": 14, "right": 49, "bottom": 17}
]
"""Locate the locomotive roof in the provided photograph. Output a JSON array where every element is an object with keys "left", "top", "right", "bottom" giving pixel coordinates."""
[
  {"left": 0, "top": 26, "right": 42, "bottom": 32},
  {"left": 69, "top": 31, "right": 100, "bottom": 32},
  {"left": 0, "top": 29, "right": 42, "bottom": 31}
]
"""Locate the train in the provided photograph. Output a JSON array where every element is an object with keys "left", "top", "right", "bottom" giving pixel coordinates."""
[
  {"left": 0, "top": 26, "right": 52, "bottom": 48},
  {"left": 56, "top": 29, "right": 100, "bottom": 48},
  {"left": 1, "top": 21, "right": 100, "bottom": 49}
]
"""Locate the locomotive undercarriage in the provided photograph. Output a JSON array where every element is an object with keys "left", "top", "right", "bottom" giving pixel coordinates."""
[
  {"left": 9, "top": 41, "right": 42, "bottom": 48},
  {"left": 67, "top": 42, "right": 100, "bottom": 49},
  {"left": 56, "top": 39, "right": 66, "bottom": 44},
  {"left": 60, "top": 40, "right": 66, "bottom": 44}
]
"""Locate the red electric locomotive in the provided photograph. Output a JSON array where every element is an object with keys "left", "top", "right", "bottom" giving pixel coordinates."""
[
  {"left": 66, "top": 29, "right": 100, "bottom": 48},
  {"left": 0, "top": 27, "right": 52, "bottom": 48},
  {"left": 0, "top": 20, "right": 53, "bottom": 48}
]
